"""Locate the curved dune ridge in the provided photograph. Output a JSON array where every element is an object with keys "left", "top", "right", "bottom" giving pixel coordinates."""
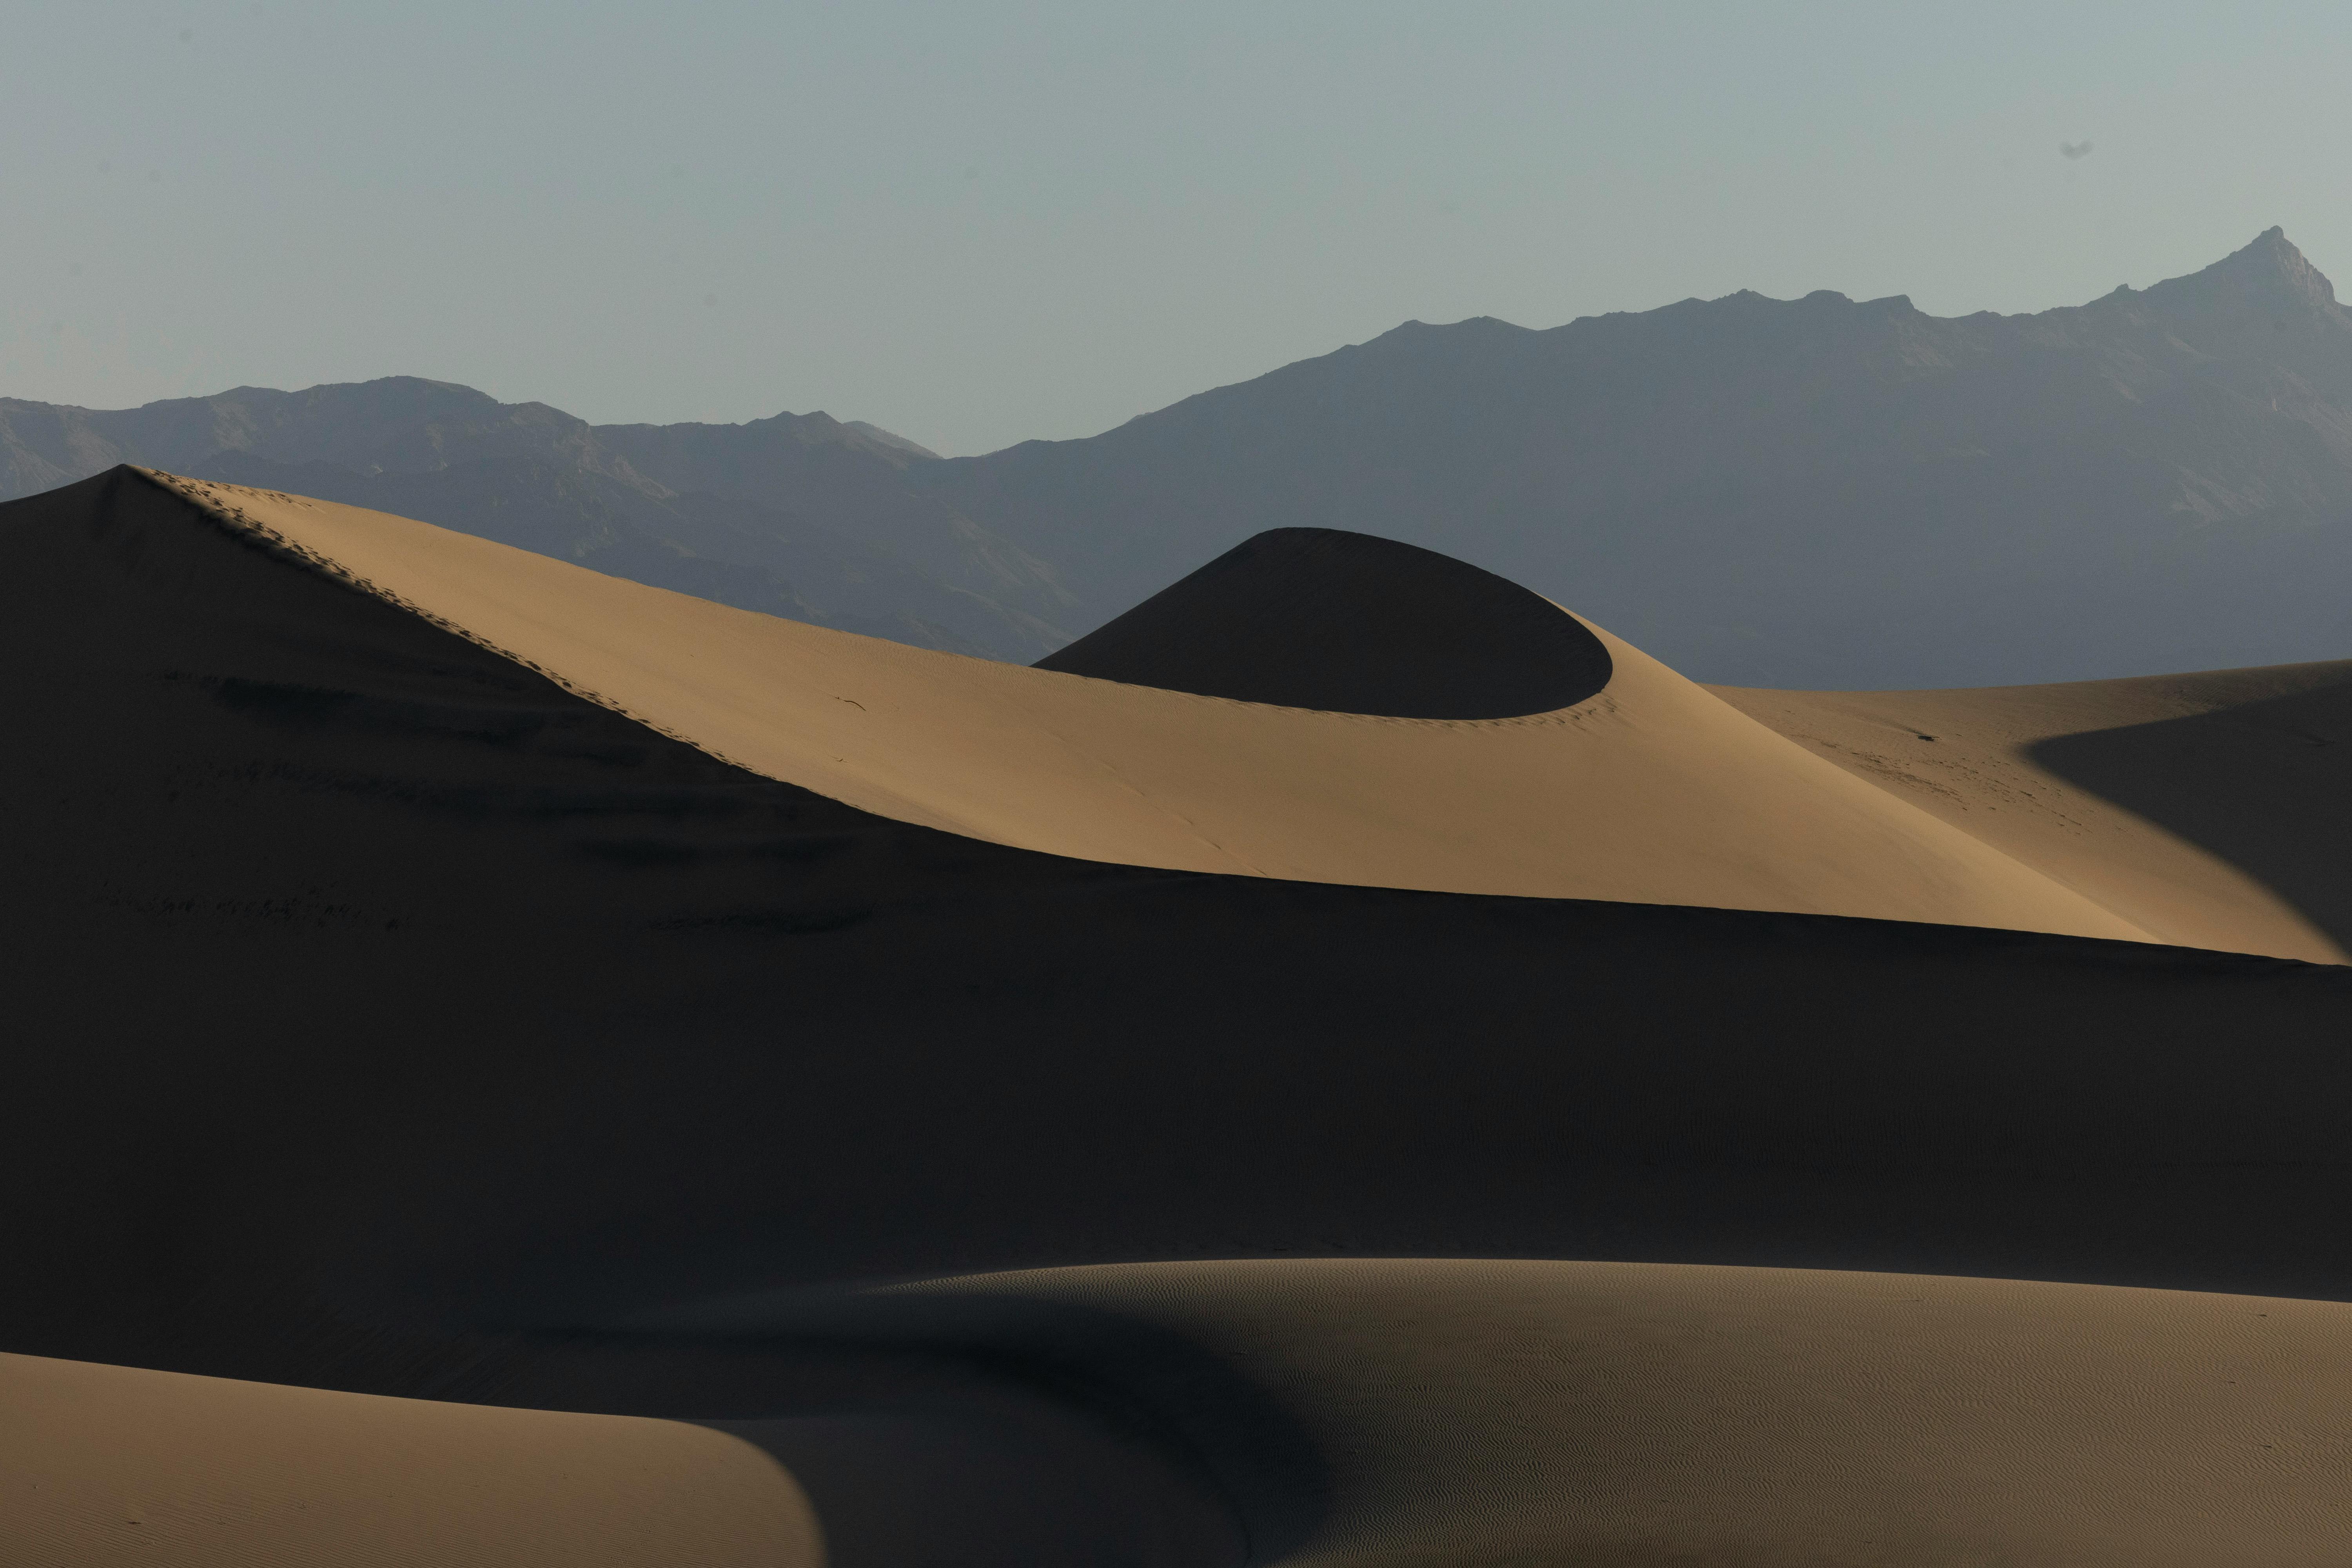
[
  {"left": 124, "top": 467, "right": 2152, "bottom": 941},
  {"left": 0, "top": 1353, "right": 822, "bottom": 1568},
  {"left": 663, "top": 1259, "right": 2352, "bottom": 1567},
  {"left": 13, "top": 1262, "right": 2352, "bottom": 1566},
  {"left": 1034, "top": 525, "right": 1616, "bottom": 718},
  {"left": 5, "top": 465, "right": 2352, "bottom": 1566}
]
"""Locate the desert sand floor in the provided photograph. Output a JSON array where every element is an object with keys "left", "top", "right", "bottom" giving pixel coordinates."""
[{"left": 4, "top": 466, "right": 2349, "bottom": 1565}]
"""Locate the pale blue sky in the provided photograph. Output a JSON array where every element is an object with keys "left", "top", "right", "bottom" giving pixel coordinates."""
[{"left": 4, "top": 2, "right": 2347, "bottom": 454}]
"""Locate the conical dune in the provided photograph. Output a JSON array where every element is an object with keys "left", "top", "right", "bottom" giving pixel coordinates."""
[{"left": 1032, "top": 524, "right": 1620, "bottom": 717}]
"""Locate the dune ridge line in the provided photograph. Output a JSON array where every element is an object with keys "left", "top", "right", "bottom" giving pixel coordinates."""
[{"left": 130, "top": 469, "right": 2157, "bottom": 945}]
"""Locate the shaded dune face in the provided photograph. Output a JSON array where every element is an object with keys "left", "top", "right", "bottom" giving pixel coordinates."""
[
  {"left": 659, "top": 1260, "right": 2352, "bottom": 1568},
  {"left": 1034, "top": 526, "right": 1613, "bottom": 719},
  {"left": 2029, "top": 670, "right": 2352, "bottom": 952},
  {"left": 3, "top": 470, "right": 2350, "bottom": 1356},
  {"left": 8, "top": 468, "right": 2352, "bottom": 1566},
  {"left": 1717, "top": 670, "right": 2352, "bottom": 964}
]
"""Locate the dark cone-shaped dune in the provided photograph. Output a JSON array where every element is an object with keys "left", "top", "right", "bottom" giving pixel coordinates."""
[
  {"left": 1033, "top": 526, "right": 1613, "bottom": 717},
  {"left": 7, "top": 467, "right": 2352, "bottom": 1564}
]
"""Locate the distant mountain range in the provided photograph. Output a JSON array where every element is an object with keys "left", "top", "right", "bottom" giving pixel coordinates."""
[
  {"left": 8, "top": 226, "right": 2349, "bottom": 686},
  {"left": 0, "top": 383, "right": 1077, "bottom": 660}
]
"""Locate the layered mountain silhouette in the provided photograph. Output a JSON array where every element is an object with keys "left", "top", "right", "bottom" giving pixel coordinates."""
[
  {"left": 939, "top": 226, "right": 2352, "bottom": 686},
  {"left": 4, "top": 226, "right": 2347, "bottom": 685},
  {"left": 0, "top": 381, "right": 1076, "bottom": 659}
]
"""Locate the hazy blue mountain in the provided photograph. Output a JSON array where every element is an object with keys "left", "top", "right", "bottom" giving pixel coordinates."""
[
  {"left": 931, "top": 227, "right": 2352, "bottom": 687},
  {"left": 6, "top": 229, "right": 2348, "bottom": 684},
  {"left": 843, "top": 420, "right": 943, "bottom": 461},
  {"left": 0, "top": 381, "right": 1076, "bottom": 661}
]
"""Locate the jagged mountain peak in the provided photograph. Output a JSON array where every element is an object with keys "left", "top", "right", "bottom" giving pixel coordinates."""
[{"left": 2141, "top": 226, "right": 2345, "bottom": 321}]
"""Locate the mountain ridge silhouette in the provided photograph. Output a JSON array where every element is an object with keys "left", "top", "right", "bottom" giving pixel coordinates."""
[{"left": 7, "top": 227, "right": 2348, "bottom": 684}]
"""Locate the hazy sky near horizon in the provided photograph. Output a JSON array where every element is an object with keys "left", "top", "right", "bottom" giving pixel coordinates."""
[{"left": 4, "top": 3, "right": 2348, "bottom": 456}]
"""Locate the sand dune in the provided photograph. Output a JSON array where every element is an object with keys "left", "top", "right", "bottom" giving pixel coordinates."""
[
  {"left": 16, "top": 1259, "right": 2351, "bottom": 1566},
  {"left": 1720, "top": 669, "right": 2352, "bottom": 964},
  {"left": 0, "top": 1353, "right": 817, "bottom": 1568},
  {"left": 129, "top": 468, "right": 2147, "bottom": 940},
  {"left": 6, "top": 465, "right": 2351, "bottom": 1564},
  {"left": 1034, "top": 525, "right": 1618, "bottom": 718},
  {"left": 666, "top": 1258, "right": 2352, "bottom": 1566}
]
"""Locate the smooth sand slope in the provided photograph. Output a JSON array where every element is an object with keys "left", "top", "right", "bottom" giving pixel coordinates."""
[
  {"left": 5, "top": 466, "right": 2351, "bottom": 1565},
  {"left": 13, "top": 1259, "right": 2352, "bottom": 1567},
  {"left": 128, "top": 469, "right": 2146, "bottom": 940},
  {"left": 0, "top": 1353, "right": 817, "bottom": 1568},
  {"left": 1720, "top": 670, "right": 2352, "bottom": 964},
  {"left": 666, "top": 1258, "right": 2352, "bottom": 1567}
]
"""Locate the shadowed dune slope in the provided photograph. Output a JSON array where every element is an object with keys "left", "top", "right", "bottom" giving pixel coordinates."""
[
  {"left": 117, "top": 468, "right": 2143, "bottom": 939},
  {"left": 1033, "top": 526, "right": 1613, "bottom": 718},
  {"left": 1719, "top": 666, "right": 2352, "bottom": 964},
  {"left": 657, "top": 1259, "right": 2352, "bottom": 1568},
  {"left": 23, "top": 1257, "right": 2352, "bottom": 1567},
  {"left": 8, "top": 467, "right": 2352, "bottom": 1563},
  {"left": 4, "top": 466, "right": 2352, "bottom": 1366}
]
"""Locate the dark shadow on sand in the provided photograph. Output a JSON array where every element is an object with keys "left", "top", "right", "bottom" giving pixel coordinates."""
[
  {"left": 1037, "top": 527, "right": 1612, "bottom": 718},
  {"left": 448, "top": 1292, "right": 1332, "bottom": 1568},
  {"left": 2029, "top": 670, "right": 2352, "bottom": 952}
]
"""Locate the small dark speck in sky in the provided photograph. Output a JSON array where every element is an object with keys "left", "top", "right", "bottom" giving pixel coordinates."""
[{"left": 2060, "top": 141, "right": 2094, "bottom": 160}]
